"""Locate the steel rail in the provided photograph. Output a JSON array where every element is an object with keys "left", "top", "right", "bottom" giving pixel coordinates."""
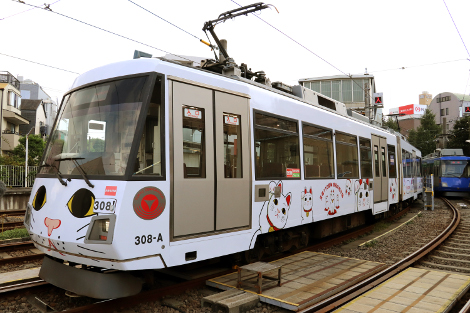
[
  {"left": 459, "top": 297, "right": 470, "bottom": 313},
  {"left": 298, "top": 198, "right": 460, "bottom": 313},
  {"left": 0, "top": 278, "right": 48, "bottom": 294},
  {"left": 0, "top": 209, "right": 26, "bottom": 217},
  {"left": 0, "top": 253, "right": 44, "bottom": 265},
  {"left": 0, "top": 241, "right": 34, "bottom": 253}
]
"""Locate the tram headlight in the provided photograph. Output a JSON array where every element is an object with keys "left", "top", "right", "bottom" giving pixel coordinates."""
[
  {"left": 441, "top": 182, "right": 448, "bottom": 187},
  {"left": 84, "top": 215, "right": 116, "bottom": 244}
]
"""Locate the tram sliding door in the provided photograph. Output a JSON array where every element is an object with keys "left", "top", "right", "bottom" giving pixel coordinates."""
[
  {"left": 372, "top": 135, "right": 388, "bottom": 203},
  {"left": 171, "top": 81, "right": 250, "bottom": 238}
]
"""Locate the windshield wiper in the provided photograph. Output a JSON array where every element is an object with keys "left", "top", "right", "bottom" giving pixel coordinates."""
[
  {"left": 55, "top": 157, "right": 94, "bottom": 188},
  {"left": 40, "top": 162, "right": 69, "bottom": 186}
]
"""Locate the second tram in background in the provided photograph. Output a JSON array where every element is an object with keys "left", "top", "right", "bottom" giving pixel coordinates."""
[{"left": 422, "top": 149, "right": 470, "bottom": 196}]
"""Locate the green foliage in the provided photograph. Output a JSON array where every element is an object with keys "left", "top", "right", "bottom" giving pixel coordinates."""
[
  {"left": 9, "top": 135, "right": 46, "bottom": 166},
  {"left": 364, "top": 240, "right": 377, "bottom": 248},
  {"left": 0, "top": 228, "right": 29, "bottom": 240},
  {"left": 448, "top": 116, "right": 470, "bottom": 156},
  {"left": 408, "top": 109, "right": 441, "bottom": 156},
  {"left": 383, "top": 117, "right": 399, "bottom": 131}
]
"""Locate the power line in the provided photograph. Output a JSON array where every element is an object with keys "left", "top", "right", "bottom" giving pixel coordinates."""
[
  {"left": 127, "top": 0, "right": 199, "bottom": 40},
  {"left": 0, "top": 52, "right": 79, "bottom": 74},
  {"left": 12, "top": 0, "right": 200, "bottom": 65},
  {"left": 443, "top": 0, "right": 470, "bottom": 58},
  {"left": 370, "top": 58, "right": 468, "bottom": 73},
  {"left": 228, "top": 0, "right": 350, "bottom": 78},
  {"left": 0, "top": 0, "right": 62, "bottom": 21}
]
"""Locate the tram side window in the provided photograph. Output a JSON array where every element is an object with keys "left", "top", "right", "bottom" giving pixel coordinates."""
[
  {"left": 388, "top": 145, "right": 397, "bottom": 178},
  {"left": 405, "top": 152, "right": 412, "bottom": 178},
  {"left": 223, "top": 113, "right": 242, "bottom": 178},
  {"left": 182, "top": 106, "right": 206, "bottom": 178},
  {"left": 359, "top": 138, "right": 372, "bottom": 178},
  {"left": 402, "top": 149, "right": 407, "bottom": 178},
  {"left": 134, "top": 78, "right": 163, "bottom": 176},
  {"left": 303, "top": 123, "right": 334, "bottom": 179},
  {"left": 335, "top": 132, "right": 359, "bottom": 178},
  {"left": 254, "top": 112, "right": 300, "bottom": 179}
]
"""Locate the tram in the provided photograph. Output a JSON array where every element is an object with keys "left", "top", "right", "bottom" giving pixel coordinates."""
[{"left": 422, "top": 149, "right": 470, "bottom": 196}]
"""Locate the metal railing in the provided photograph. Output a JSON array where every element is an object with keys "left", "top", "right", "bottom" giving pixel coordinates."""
[
  {"left": 0, "top": 165, "right": 39, "bottom": 187},
  {"left": 0, "top": 71, "right": 20, "bottom": 90}
]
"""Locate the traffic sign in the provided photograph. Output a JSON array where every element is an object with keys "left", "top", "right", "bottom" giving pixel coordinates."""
[{"left": 373, "top": 93, "right": 383, "bottom": 107}]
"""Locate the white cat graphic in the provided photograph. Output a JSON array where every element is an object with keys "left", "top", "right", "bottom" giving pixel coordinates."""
[{"left": 301, "top": 187, "right": 313, "bottom": 223}]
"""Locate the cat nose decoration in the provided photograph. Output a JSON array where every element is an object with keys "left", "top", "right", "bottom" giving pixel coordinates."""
[{"left": 44, "top": 217, "right": 61, "bottom": 236}]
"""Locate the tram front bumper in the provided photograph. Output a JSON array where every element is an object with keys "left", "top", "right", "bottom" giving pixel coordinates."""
[{"left": 39, "top": 255, "right": 142, "bottom": 299}]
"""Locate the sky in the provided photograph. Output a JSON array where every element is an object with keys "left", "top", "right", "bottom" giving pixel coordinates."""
[{"left": 1, "top": 0, "right": 469, "bottom": 115}]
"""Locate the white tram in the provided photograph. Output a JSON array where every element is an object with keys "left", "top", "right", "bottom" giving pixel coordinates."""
[{"left": 25, "top": 57, "right": 422, "bottom": 298}]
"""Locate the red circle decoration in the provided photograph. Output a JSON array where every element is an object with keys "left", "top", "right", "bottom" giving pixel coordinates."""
[{"left": 133, "top": 187, "right": 166, "bottom": 220}]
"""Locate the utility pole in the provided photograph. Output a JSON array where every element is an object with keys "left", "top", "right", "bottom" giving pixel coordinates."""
[
  {"left": 364, "top": 82, "right": 371, "bottom": 122},
  {"left": 25, "top": 126, "right": 34, "bottom": 187}
]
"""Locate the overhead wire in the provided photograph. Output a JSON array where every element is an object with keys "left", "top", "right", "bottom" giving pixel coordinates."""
[
  {"left": 227, "top": 0, "right": 372, "bottom": 99},
  {"left": 0, "top": 52, "right": 79, "bottom": 74},
  {"left": 0, "top": 0, "right": 62, "bottom": 21},
  {"left": 127, "top": 0, "right": 217, "bottom": 53},
  {"left": 12, "top": 0, "right": 200, "bottom": 65},
  {"left": 369, "top": 59, "right": 468, "bottom": 73},
  {"left": 443, "top": 0, "right": 470, "bottom": 58}
]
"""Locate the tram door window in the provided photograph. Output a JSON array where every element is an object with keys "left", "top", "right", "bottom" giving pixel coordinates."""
[
  {"left": 171, "top": 81, "right": 250, "bottom": 238},
  {"left": 388, "top": 145, "right": 397, "bottom": 178},
  {"left": 372, "top": 135, "right": 388, "bottom": 203}
]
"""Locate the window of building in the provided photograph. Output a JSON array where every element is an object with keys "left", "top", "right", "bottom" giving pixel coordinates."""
[
  {"left": 331, "top": 81, "right": 341, "bottom": 101},
  {"left": 446, "top": 108, "right": 449, "bottom": 115},
  {"left": 388, "top": 145, "right": 397, "bottom": 178},
  {"left": 441, "top": 108, "right": 445, "bottom": 116},
  {"left": 321, "top": 81, "right": 331, "bottom": 98},
  {"left": 359, "top": 138, "right": 372, "bottom": 178},
  {"left": 254, "top": 112, "right": 300, "bottom": 179},
  {"left": 352, "top": 79, "right": 364, "bottom": 102},
  {"left": 311, "top": 82, "right": 320, "bottom": 93},
  {"left": 335, "top": 132, "right": 359, "bottom": 178},
  {"left": 303, "top": 123, "right": 334, "bottom": 179},
  {"left": 342, "top": 80, "right": 352, "bottom": 102}
]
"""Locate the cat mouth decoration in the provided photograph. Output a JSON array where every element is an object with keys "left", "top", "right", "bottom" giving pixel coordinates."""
[{"left": 44, "top": 217, "right": 61, "bottom": 236}]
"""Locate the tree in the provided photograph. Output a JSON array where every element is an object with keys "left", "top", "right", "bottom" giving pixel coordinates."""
[
  {"left": 408, "top": 109, "right": 441, "bottom": 157},
  {"left": 383, "top": 117, "right": 399, "bottom": 131},
  {"left": 9, "top": 135, "right": 46, "bottom": 166},
  {"left": 448, "top": 116, "right": 470, "bottom": 156}
]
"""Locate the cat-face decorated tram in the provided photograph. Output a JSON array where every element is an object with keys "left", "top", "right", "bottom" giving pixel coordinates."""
[{"left": 25, "top": 56, "right": 422, "bottom": 299}]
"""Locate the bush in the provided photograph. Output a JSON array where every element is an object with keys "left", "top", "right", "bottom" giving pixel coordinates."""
[{"left": 0, "top": 228, "right": 29, "bottom": 240}]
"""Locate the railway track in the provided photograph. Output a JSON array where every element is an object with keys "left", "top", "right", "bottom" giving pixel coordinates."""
[
  {"left": 0, "top": 241, "right": 44, "bottom": 266},
  {"left": 0, "top": 204, "right": 435, "bottom": 312},
  {"left": 299, "top": 197, "right": 461, "bottom": 313}
]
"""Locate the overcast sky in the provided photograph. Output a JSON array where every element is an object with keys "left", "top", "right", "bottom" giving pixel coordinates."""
[{"left": 1, "top": 0, "right": 469, "bottom": 114}]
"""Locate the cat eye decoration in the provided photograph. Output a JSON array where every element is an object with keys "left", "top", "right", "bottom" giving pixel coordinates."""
[
  {"left": 67, "top": 188, "right": 96, "bottom": 218},
  {"left": 32, "top": 186, "right": 47, "bottom": 211}
]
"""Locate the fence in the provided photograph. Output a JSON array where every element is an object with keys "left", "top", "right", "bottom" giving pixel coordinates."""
[{"left": 0, "top": 165, "right": 39, "bottom": 187}]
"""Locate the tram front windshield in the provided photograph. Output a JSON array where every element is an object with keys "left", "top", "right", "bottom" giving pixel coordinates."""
[
  {"left": 441, "top": 160, "right": 469, "bottom": 178},
  {"left": 40, "top": 76, "right": 148, "bottom": 177}
]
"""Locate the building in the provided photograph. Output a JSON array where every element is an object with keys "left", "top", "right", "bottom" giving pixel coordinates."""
[
  {"left": 419, "top": 91, "right": 432, "bottom": 106},
  {"left": 0, "top": 71, "right": 29, "bottom": 154},
  {"left": 298, "top": 74, "right": 377, "bottom": 115},
  {"left": 18, "top": 77, "right": 57, "bottom": 135},
  {"left": 428, "top": 92, "right": 470, "bottom": 134},
  {"left": 19, "top": 99, "right": 47, "bottom": 137},
  {"left": 388, "top": 104, "right": 426, "bottom": 136}
]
